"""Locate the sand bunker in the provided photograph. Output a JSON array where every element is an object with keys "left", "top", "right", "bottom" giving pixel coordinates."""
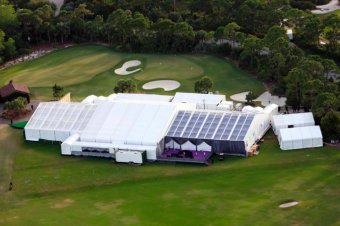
[
  {"left": 230, "top": 91, "right": 286, "bottom": 107},
  {"left": 230, "top": 92, "right": 249, "bottom": 102},
  {"left": 115, "top": 60, "right": 142, "bottom": 75},
  {"left": 255, "top": 91, "right": 286, "bottom": 107},
  {"left": 142, "top": 80, "right": 180, "bottom": 91},
  {"left": 279, "top": 201, "right": 299, "bottom": 208}
]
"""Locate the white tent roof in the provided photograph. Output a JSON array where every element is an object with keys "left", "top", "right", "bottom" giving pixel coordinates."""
[
  {"left": 172, "top": 92, "right": 225, "bottom": 105},
  {"left": 80, "top": 100, "right": 181, "bottom": 146},
  {"left": 114, "top": 93, "right": 173, "bottom": 102},
  {"left": 272, "top": 112, "right": 314, "bottom": 127},
  {"left": 25, "top": 102, "right": 97, "bottom": 133},
  {"left": 81, "top": 95, "right": 98, "bottom": 104}
]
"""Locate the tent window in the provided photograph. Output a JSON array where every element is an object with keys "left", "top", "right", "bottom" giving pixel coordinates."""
[
  {"left": 82, "top": 147, "right": 109, "bottom": 153},
  {"left": 288, "top": 125, "right": 294, "bottom": 128}
]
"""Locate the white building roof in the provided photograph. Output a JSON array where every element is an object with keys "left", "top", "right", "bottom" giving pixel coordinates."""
[
  {"left": 25, "top": 102, "right": 97, "bottom": 133},
  {"left": 272, "top": 112, "right": 314, "bottom": 128},
  {"left": 80, "top": 100, "right": 186, "bottom": 146},
  {"left": 172, "top": 92, "right": 225, "bottom": 105},
  {"left": 114, "top": 93, "right": 173, "bottom": 102}
]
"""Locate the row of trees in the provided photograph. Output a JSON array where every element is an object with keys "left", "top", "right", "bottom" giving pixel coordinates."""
[{"left": 0, "top": 0, "right": 339, "bottom": 63}]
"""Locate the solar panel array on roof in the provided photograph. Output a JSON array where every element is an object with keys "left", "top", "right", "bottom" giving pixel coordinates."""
[{"left": 166, "top": 110, "right": 255, "bottom": 141}]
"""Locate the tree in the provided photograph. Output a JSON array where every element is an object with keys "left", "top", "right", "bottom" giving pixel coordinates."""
[
  {"left": 246, "top": 91, "right": 256, "bottom": 106},
  {"left": 172, "top": 21, "right": 195, "bottom": 52},
  {"left": 322, "top": 14, "right": 339, "bottom": 52},
  {"left": 4, "top": 97, "right": 27, "bottom": 111},
  {"left": 113, "top": 79, "right": 137, "bottom": 93},
  {"left": 302, "top": 79, "right": 324, "bottom": 111},
  {"left": 3, "top": 37, "right": 17, "bottom": 59},
  {"left": 2, "top": 97, "right": 28, "bottom": 121},
  {"left": 320, "top": 110, "right": 340, "bottom": 142},
  {"left": 194, "top": 76, "right": 213, "bottom": 94},
  {"left": 0, "top": 3, "right": 18, "bottom": 31},
  {"left": 240, "top": 35, "right": 262, "bottom": 70},
  {"left": 285, "top": 67, "right": 309, "bottom": 110},
  {"left": 52, "top": 84, "right": 64, "bottom": 99},
  {"left": 224, "top": 22, "right": 240, "bottom": 49},
  {"left": 0, "top": 29, "right": 5, "bottom": 63},
  {"left": 311, "top": 92, "right": 340, "bottom": 120}
]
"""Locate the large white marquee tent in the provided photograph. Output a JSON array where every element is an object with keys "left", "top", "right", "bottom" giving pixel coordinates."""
[{"left": 24, "top": 92, "right": 279, "bottom": 164}]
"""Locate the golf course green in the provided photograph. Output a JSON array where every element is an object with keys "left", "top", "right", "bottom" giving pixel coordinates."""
[
  {"left": 0, "top": 126, "right": 339, "bottom": 225},
  {"left": 0, "top": 45, "right": 265, "bottom": 101}
]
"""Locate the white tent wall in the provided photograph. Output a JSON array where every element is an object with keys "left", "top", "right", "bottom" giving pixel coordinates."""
[
  {"left": 61, "top": 134, "right": 80, "bottom": 155},
  {"left": 243, "top": 113, "right": 271, "bottom": 151},
  {"left": 278, "top": 126, "right": 323, "bottom": 150},
  {"left": 264, "top": 104, "right": 278, "bottom": 117},
  {"left": 55, "top": 130, "right": 71, "bottom": 141},
  {"left": 24, "top": 128, "right": 40, "bottom": 141},
  {"left": 40, "top": 130, "right": 56, "bottom": 141}
]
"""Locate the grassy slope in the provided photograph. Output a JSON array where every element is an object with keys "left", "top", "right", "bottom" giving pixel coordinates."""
[
  {"left": 0, "top": 45, "right": 264, "bottom": 101},
  {"left": 0, "top": 127, "right": 339, "bottom": 226}
]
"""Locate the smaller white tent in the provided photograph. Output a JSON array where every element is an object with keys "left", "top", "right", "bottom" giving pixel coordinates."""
[
  {"left": 181, "top": 141, "right": 196, "bottom": 151},
  {"left": 81, "top": 95, "right": 98, "bottom": 104},
  {"left": 172, "top": 92, "right": 225, "bottom": 110},
  {"left": 217, "top": 101, "right": 233, "bottom": 111},
  {"left": 272, "top": 112, "right": 315, "bottom": 134},
  {"left": 165, "top": 140, "right": 181, "bottom": 149},
  {"left": 242, "top": 106, "right": 255, "bottom": 113},
  {"left": 197, "top": 142, "right": 212, "bottom": 152},
  {"left": 278, "top": 126, "right": 323, "bottom": 150}
]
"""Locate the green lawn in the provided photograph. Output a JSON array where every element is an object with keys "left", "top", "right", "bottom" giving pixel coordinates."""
[
  {"left": 0, "top": 45, "right": 264, "bottom": 101},
  {"left": 0, "top": 126, "right": 339, "bottom": 226}
]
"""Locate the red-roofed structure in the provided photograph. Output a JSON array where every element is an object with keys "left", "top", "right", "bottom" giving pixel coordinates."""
[{"left": 0, "top": 81, "right": 30, "bottom": 103}]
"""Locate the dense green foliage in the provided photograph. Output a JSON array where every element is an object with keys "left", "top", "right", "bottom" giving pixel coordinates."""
[
  {"left": 0, "top": 126, "right": 339, "bottom": 225},
  {"left": 3, "top": 96, "right": 27, "bottom": 111},
  {"left": 113, "top": 79, "right": 137, "bottom": 93},
  {"left": 52, "top": 83, "right": 64, "bottom": 99},
  {"left": 194, "top": 76, "right": 213, "bottom": 94}
]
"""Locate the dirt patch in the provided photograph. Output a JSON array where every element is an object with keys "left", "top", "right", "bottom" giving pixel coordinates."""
[
  {"left": 120, "top": 215, "right": 139, "bottom": 225},
  {"left": 51, "top": 198, "right": 74, "bottom": 208},
  {"left": 162, "top": 193, "right": 178, "bottom": 200},
  {"left": 94, "top": 199, "right": 125, "bottom": 211}
]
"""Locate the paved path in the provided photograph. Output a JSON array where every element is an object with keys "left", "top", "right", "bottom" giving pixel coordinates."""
[{"left": 311, "top": 0, "right": 340, "bottom": 14}]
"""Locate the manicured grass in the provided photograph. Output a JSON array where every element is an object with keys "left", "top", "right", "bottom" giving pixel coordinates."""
[
  {"left": 0, "top": 45, "right": 264, "bottom": 101},
  {"left": 0, "top": 126, "right": 339, "bottom": 226}
]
